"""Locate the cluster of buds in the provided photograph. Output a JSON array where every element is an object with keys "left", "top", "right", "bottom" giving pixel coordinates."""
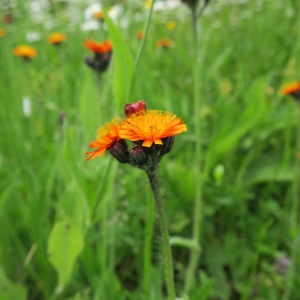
[
  {"left": 86, "top": 100, "right": 187, "bottom": 174},
  {"left": 110, "top": 101, "right": 177, "bottom": 172}
]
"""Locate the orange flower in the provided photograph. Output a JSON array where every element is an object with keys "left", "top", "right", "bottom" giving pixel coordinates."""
[
  {"left": 47, "top": 32, "right": 66, "bottom": 45},
  {"left": 155, "top": 38, "right": 171, "bottom": 49},
  {"left": 13, "top": 45, "right": 37, "bottom": 59},
  {"left": 280, "top": 82, "right": 300, "bottom": 96},
  {"left": 93, "top": 11, "right": 104, "bottom": 20},
  {"left": 86, "top": 118, "right": 123, "bottom": 160},
  {"left": 0, "top": 28, "right": 5, "bottom": 37},
  {"left": 83, "top": 39, "right": 112, "bottom": 54},
  {"left": 119, "top": 110, "right": 187, "bottom": 147},
  {"left": 136, "top": 30, "right": 144, "bottom": 40}
]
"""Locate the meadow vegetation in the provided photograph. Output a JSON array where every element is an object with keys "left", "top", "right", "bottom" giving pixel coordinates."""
[{"left": 0, "top": 0, "right": 299, "bottom": 299}]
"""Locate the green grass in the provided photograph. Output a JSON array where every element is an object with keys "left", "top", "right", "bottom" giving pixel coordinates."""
[{"left": 0, "top": 0, "right": 300, "bottom": 299}]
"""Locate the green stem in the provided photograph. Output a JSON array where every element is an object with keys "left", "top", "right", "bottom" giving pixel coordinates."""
[
  {"left": 142, "top": 190, "right": 155, "bottom": 293},
  {"left": 184, "top": 6, "right": 203, "bottom": 295},
  {"left": 283, "top": 104, "right": 300, "bottom": 300},
  {"left": 147, "top": 169, "right": 176, "bottom": 300}
]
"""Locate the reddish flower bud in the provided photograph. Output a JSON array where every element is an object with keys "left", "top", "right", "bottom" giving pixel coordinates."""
[
  {"left": 130, "top": 145, "right": 148, "bottom": 165},
  {"left": 124, "top": 100, "right": 147, "bottom": 117},
  {"left": 109, "top": 140, "right": 130, "bottom": 164},
  {"left": 159, "top": 136, "right": 175, "bottom": 155}
]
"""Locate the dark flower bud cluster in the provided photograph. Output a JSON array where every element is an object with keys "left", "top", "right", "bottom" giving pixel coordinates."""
[
  {"left": 181, "top": 0, "right": 211, "bottom": 13},
  {"left": 84, "top": 52, "right": 112, "bottom": 74}
]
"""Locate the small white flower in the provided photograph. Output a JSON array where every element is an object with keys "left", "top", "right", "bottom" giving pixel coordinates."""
[
  {"left": 25, "top": 31, "right": 41, "bottom": 42},
  {"left": 22, "top": 96, "right": 31, "bottom": 117},
  {"left": 84, "top": 2, "right": 102, "bottom": 20},
  {"left": 153, "top": 0, "right": 180, "bottom": 11},
  {"left": 107, "top": 4, "right": 123, "bottom": 21},
  {"left": 80, "top": 20, "right": 100, "bottom": 31}
]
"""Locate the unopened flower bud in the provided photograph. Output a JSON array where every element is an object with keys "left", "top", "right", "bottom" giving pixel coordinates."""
[
  {"left": 84, "top": 53, "right": 112, "bottom": 73},
  {"left": 124, "top": 100, "right": 146, "bottom": 117},
  {"left": 109, "top": 140, "right": 129, "bottom": 164},
  {"left": 160, "top": 136, "right": 175, "bottom": 155},
  {"left": 130, "top": 144, "right": 148, "bottom": 165}
]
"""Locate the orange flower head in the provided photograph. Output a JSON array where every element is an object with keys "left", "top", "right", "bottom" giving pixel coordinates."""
[
  {"left": 119, "top": 110, "right": 187, "bottom": 147},
  {"left": 13, "top": 45, "right": 37, "bottom": 59},
  {"left": 83, "top": 39, "right": 112, "bottom": 54},
  {"left": 280, "top": 82, "right": 300, "bottom": 99},
  {"left": 0, "top": 28, "right": 5, "bottom": 37},
  {"left": 155, "top": 38, "right": 171, "bottom": 49},
  {"left": 93, "top": 11, "right": 104, "bottom": 20},
  {"left": 86, "top": 118, "right": 123, "bottom": 160},
  {"left": 136, "top": 30, "right": 144, "bottom": 40},
  {"left": 47, "top": 32, "right": 66, "bottom": 45}
]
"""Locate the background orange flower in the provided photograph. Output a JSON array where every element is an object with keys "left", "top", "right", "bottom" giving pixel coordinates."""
[
  {"left": 83, "top": 39, "right": 112, "bottom": 54},
  {"left": 0, "top": 28, "right": 5, "bottom": 37},
  {"left": 13, "top": 45, "right": 37, "bottom": 59},
  {"left": 47, "top": 33, "right": 66, "bottom": 45}
]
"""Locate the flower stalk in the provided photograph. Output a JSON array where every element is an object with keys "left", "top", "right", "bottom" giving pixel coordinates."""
[
  {"left": 86, "top": 103, "right": 187, "bottom": 299},
  {"left": 147, "top": 168, "right": 176, "bottom": 300},
  {"left": 184, "top": 3, "right": 203, "bottom": 295}
]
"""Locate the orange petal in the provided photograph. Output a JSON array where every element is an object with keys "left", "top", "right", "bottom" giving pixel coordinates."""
[{"left": 142, "top": 139, "right": 153, "bottom": 147}]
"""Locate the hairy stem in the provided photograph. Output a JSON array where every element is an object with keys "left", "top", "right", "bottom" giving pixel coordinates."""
[{"left": 147, "top": 169, "right": 176, "bottom": 300}]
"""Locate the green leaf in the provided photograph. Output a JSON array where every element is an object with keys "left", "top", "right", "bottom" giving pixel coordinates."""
[
  {"left": 0, "top": 268, "right": 27, "bottom": 300},
  {"left": 103, "top": 7, "right": 135, "bottom": 110},
  {"left": 169, "top": 236, "right": 200, "bottom": 251},
  {"left": 47, "top": 221, "right": 84, "bottom": 288},
  {"left": 78, "top": 70, "right": 101, "bottom": 140},
  {"left": 207, "top": 78, "right": 267, "bottom": 170}
]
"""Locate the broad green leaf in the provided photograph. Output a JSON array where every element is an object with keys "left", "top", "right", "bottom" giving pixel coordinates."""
[
  {"left": 56, "top": 181, "right": 87, "bottom": 232},
  {"left": 47, "top": 221, "right": 84, "bottom": 288},
  {"left": 103, "top": 7, "right": 135, "bottom": 110},
  {"left": 0, "top": 268, "right": 27, "bottom": 300}
]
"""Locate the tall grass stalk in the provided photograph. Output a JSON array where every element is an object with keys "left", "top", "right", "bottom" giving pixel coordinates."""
[{"left": 184, "top": 6, "right": 203, "bottom": 295}]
